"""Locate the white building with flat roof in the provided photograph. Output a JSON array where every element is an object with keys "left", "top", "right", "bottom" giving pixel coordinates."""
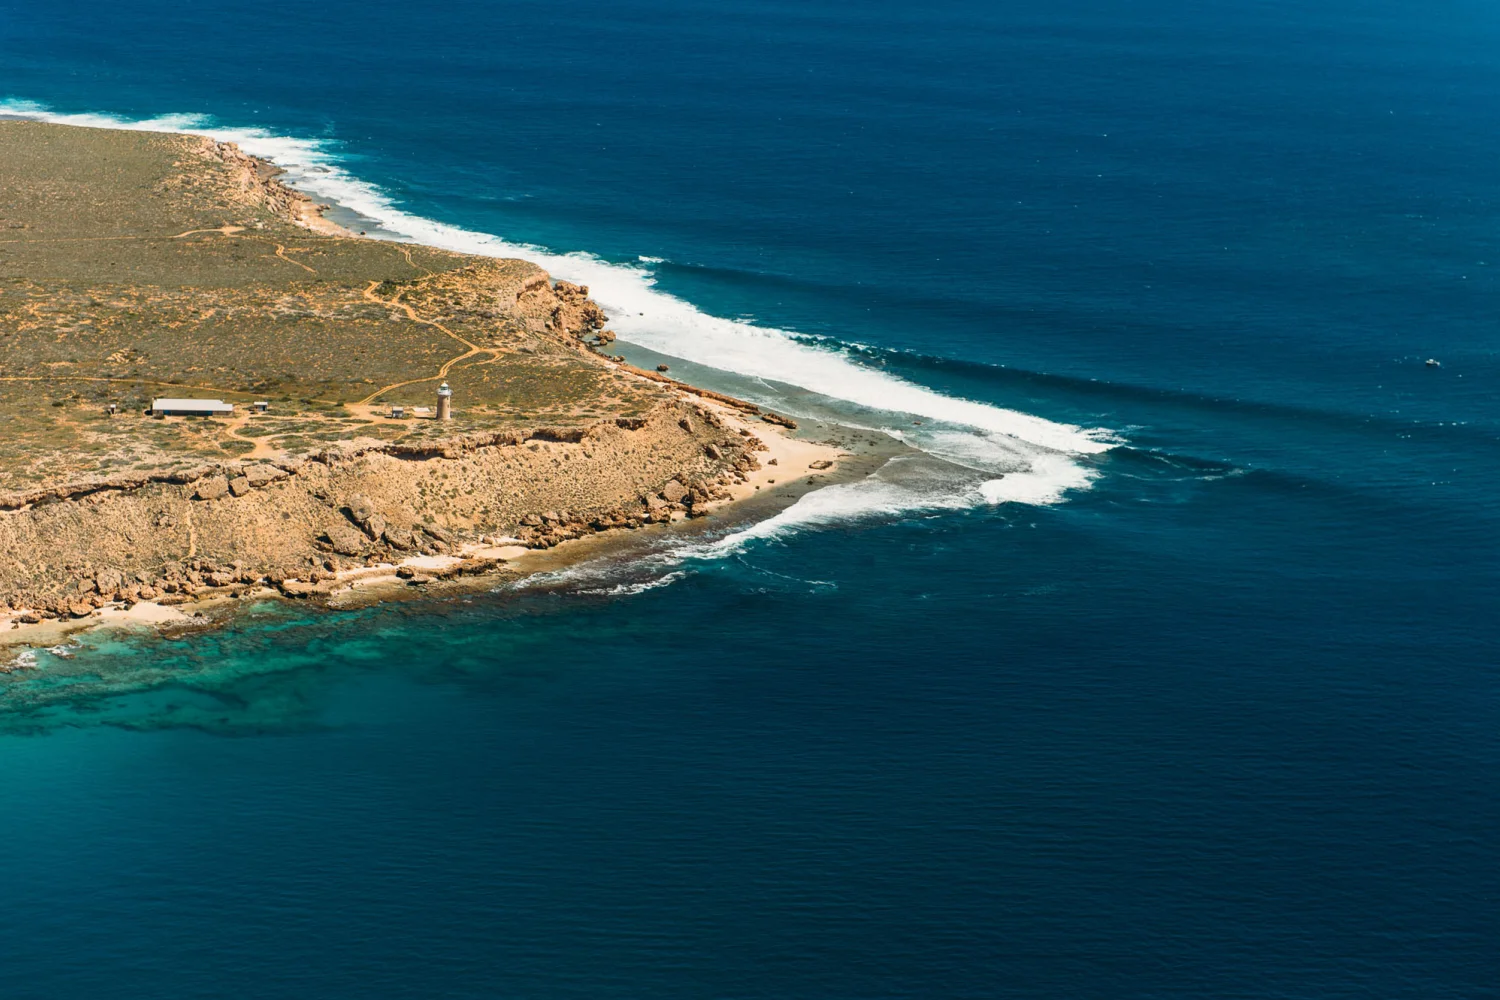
[{"left": 152, "top": 398, "right": 235, "bottom": 417}]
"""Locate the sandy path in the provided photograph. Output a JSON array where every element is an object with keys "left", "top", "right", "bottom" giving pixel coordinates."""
[{"left": 357, "top": 279, "right": 502, "bottom": 405}]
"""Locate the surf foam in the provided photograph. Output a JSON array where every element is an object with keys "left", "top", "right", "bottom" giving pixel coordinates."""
[{"left": 504, "top": 454, "right": 1029, "bottom": 598}]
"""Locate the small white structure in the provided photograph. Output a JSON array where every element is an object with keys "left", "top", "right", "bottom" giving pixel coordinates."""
[
  {"left": 151, "top": 398, "right": 235, "bottom": 417},
  {"left": 436, "top": 381, "right": 453, "bottom": 421},
  {"left": 389, "top": 405, "right": 405, "bottom": 419},
  {"left": 253, "top": 401, "right": 270, "bottom": 413}
]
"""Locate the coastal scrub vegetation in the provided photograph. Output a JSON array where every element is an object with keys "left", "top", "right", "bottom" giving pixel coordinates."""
[{"left": 0, "top": 120, "right": 672, "bottom": 494}]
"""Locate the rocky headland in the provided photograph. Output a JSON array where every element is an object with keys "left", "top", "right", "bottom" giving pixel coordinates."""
[{"left": 0, "top": 119, "right": 844, "bottom": 648}]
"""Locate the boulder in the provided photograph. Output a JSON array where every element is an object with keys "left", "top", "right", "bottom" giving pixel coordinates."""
[
  {"left": 704, "top": 443, "right": 722, "bottom": 460},
  {"left": 661, "top": 479, "right": 687, "bottom": 504},
  {"left": 324, "top": 523, "right": 367, "bottom": 556},
  {"left": 95, "top": 568, "right": 123, "bottom": 593},
  {"left": 66, "top": 601, "right": 93, "bottom": 619},
  {"left": 383, "top": 526, "right": 416, "bottom": 551},
  {"left": 278, "top": 580, "right": 316, "bottom": 598},
  {"left": 244, "top": 465, "right": 287, "bottom": 488},
  {"left": 227, "top": 476, "right": 251, "bottom": 497},
  {"left": 395, "top": 566, "right": 416, "bottom": 579},
  {"left": 808, "top": 459, "right": 834, "bottom": 470},
  {"left": 205, "top": 571, "right": 237, "bottom": 588},
  {"left": 346, "top": 494, "right": 375, "bottom": 523},
  {"left": 364, "top": 514, "right": 387, "bottom": 541},
  {"left": 194, "top": 477, "right": 229, "bottom": 501}
]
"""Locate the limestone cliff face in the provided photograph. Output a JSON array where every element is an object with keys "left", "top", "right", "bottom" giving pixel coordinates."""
[
  {"left": 540, "top": 280, "right": 609, "bottom": 338},
  {"left": 0, "top": 399, "right": 767, "bottom": 614}
]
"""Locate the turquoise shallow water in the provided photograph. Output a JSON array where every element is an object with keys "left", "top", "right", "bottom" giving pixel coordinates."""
[{"left": 1, "top": 0, "right": 1497, "bottom": 995}]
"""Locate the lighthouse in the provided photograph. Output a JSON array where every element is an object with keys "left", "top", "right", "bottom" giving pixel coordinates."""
[{"left": 436, "top": 381, "right": 453, "bottom": 421}]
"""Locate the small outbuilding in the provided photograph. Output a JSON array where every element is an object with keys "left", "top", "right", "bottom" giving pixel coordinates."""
[{"left": 151, "top": 398, "right": 235, "bottom": 417}]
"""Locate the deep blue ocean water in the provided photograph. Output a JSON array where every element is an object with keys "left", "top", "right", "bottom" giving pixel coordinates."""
[{"left": 1, "top": 0, "right": 1497, "bottom": 996}]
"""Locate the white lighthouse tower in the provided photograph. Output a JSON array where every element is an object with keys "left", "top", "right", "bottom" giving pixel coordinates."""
[{"left": 436, "top": 381, "right": 453, "bottom": 421}]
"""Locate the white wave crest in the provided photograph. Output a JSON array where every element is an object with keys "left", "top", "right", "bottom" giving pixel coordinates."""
[
  {"left": 581, "top": 570, "right": 689, "bottom": 596},
  {"left": 679, "top": 458, "right": 986, "bottom": 563}
]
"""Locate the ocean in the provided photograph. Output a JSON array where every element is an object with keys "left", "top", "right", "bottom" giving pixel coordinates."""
[{"left": 0, "top": 0, "right": 1496, "bottom": 996}]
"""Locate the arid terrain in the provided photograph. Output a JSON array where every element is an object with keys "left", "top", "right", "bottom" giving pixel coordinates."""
[{"left": 0, "top": 121, "right": 832, "bottom": 628}]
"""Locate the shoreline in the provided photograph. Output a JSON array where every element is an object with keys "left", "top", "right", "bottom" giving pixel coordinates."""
[
  {"left": 1, "top": 399, "right": 894, "bottom": 659},
  {"left": 0, "top": 120, "right": 902, "bottom": 664}
]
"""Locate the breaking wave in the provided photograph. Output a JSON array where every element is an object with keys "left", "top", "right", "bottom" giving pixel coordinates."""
[
  {"left": 507, "top": 451, "right": 1059, "bottom": 597},
  {"left": 1, "top": 98, "right": 1118, "bottom": 554}
]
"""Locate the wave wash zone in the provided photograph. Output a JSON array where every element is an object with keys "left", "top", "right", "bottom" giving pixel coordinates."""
[{"left": 0, "top": 120, "right": 785, "bottom": 613}]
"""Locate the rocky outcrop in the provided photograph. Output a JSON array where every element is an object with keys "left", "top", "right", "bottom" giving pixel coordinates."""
[
  {"left": 200, "top": 136, "right": 350, "bottom": 236},
  {"left": 244, "top": 465, "right": 287, "bottom": 488},
  {"left": 323, "top": 523, "right": 368, "bottom": 556},
  {"left": 546, "top": 281, "right": 608, "bottom": 339}
]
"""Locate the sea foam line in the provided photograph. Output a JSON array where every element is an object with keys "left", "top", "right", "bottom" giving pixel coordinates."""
[{"left": 1, "top": 99, "right": 1115, "bottom": 519}]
